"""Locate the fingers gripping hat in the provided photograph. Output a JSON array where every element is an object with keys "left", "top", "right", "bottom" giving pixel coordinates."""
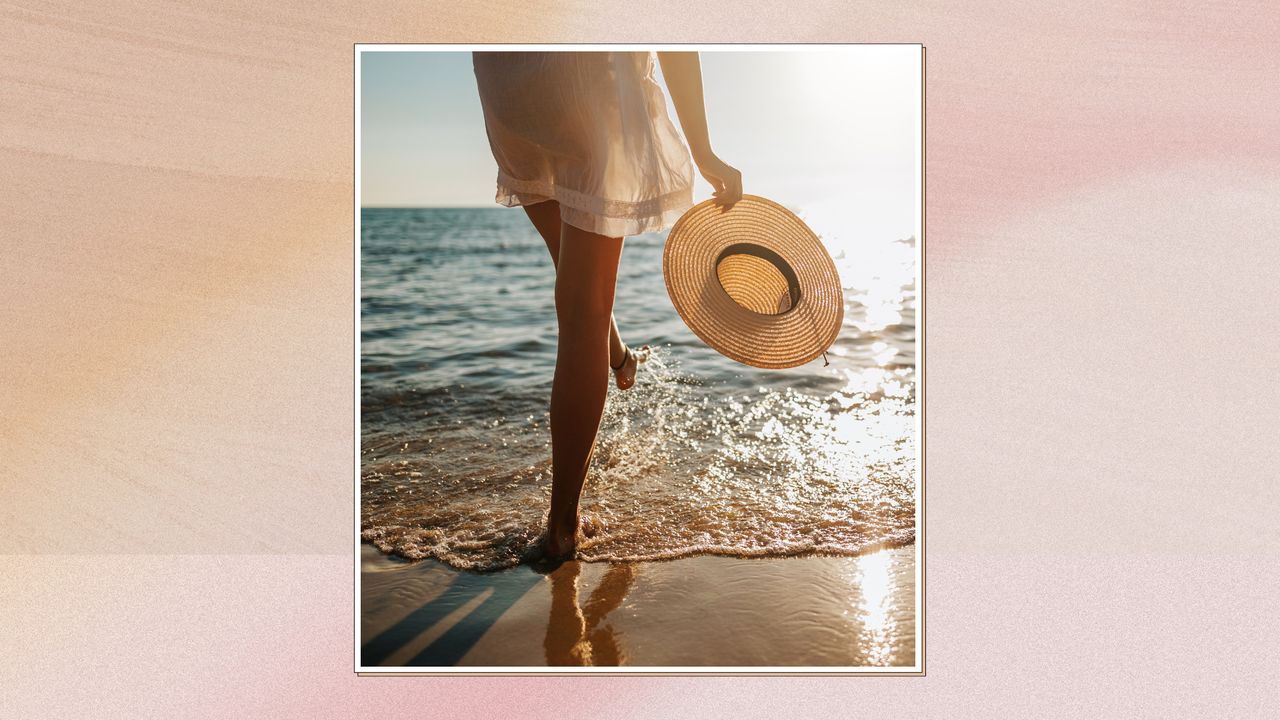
[{"left": 663, "top": 195, "right": 844, "bottom": 369}]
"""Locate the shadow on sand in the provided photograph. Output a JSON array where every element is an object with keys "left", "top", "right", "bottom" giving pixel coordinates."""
[
  {"left": 361, "top": 566, "right": 541, "bottom": 666},
  {"left": 362, "top": 558, "right": 637, "bottom": 667}
]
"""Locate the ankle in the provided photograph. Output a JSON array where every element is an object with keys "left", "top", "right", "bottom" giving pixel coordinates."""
[
  {"left": 610, "top": 345, "right": 630, "bottom": 371},
  {"left": 549, "top": 512, "right": 579, "bottom": 536}
]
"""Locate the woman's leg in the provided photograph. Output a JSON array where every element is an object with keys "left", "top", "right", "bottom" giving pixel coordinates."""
[
  {"left": 544, "top": 222, "right": 624, "bottom": 557},
  {"left": 522, "top": 201, "right": 627, "bottom": 368}
]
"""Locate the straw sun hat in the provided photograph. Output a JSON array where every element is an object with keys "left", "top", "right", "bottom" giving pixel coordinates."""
[{"left": 663, "top": 195, "right": 844, "bottom": 369}]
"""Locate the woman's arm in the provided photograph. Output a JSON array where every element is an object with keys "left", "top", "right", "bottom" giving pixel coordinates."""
[{"left": 657, "top": 51, "right": 742, "bottom": 205}]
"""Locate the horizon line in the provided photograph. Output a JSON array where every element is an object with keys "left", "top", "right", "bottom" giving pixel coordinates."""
[{"left": 361, "top": 204, "right": 497, "bottom": 209}]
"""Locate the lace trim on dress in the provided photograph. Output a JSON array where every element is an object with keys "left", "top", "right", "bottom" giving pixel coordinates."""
[
  {"left": 493, "top": 174, "right": 694, "bottom": 237},
  {"left": 495, "top": 172, "right": 693, "bottom": 223}
]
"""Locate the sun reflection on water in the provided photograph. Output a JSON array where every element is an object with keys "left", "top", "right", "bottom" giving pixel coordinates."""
[{"left": 852, "top": 549, "right": 896, "bottom": 666}]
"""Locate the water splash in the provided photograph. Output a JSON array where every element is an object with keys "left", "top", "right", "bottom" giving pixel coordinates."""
[{"left": 362, "top": 347, "right": 915, "bottom": 571}]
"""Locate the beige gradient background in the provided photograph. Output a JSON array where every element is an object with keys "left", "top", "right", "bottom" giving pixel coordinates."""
[{"left": 4, "top": 1, "right": 1279, "bottom": 716}]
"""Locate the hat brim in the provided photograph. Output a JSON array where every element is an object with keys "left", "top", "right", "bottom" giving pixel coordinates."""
[{"left": 663, "top": 195, "right": 844, "bottom": 369}]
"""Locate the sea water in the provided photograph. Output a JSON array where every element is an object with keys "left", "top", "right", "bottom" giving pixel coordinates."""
[{"left": 361, "top": 207, "right": 916, "bottom": 570}]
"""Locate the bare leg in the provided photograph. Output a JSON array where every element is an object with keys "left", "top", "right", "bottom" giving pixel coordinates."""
[
  {"left": 522, "top": 201, "right": 643, "bottom": 388},
  {"left": 544, "top": 222, "right": 624, "bottom": 557}
]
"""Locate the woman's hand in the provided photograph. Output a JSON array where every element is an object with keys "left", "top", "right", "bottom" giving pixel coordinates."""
[
  {"left": 656, "top": 52, "right": 742, "bottom": 207},
  {"left": 694, "top": 151, "right": 742, "bottom": 207}
]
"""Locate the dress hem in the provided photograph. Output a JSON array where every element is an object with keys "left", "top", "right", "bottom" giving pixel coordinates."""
[{"left": 494, "top": 173, "right": 694, "bottom": 237}]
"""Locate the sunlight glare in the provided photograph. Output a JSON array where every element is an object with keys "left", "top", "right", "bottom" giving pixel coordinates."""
[{"left": 853, "top": 549, "right": 896, "bottom": 666}]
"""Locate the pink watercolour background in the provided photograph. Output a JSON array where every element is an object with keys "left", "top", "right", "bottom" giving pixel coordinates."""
[{"left": 4, "top": 1, "right": 1280, "bottom": 717}]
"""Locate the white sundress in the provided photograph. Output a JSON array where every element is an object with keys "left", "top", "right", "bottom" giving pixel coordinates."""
[{"left": 472, "top": 51, "right": 696, "bottom": 238}]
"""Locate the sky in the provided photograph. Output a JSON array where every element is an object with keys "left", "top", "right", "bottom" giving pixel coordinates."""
[{"left": 359, "top": 47, "right": 921, "bottom": 244}]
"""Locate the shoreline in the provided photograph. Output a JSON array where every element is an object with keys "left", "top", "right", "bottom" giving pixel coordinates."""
[{"left": 360, "top": 542, "right": 916, "bottom": 668}]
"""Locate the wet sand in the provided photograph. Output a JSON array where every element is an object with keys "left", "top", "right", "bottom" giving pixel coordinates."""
[{"left": 360, "top": 543, "right": 917, "bottom": 668}]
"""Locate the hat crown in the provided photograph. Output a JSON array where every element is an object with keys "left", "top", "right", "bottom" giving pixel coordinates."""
[{"left": 715, "top": 242, "right": 801, "bottom": 316}]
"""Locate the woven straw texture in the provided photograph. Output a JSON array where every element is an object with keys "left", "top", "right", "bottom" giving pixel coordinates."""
[{"left": 663, "top": 195, "right": 844, "bottom": 369}]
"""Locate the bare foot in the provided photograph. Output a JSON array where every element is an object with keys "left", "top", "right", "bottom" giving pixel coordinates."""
[
  {"left": 544, "top": 517, "right": 579, "bottom": 559},
  {"left": 610, "top": 344, "right": 649, "bottom": 391},
  {"left": 544, "top": 514, "right": 605, "bottom": 559}
]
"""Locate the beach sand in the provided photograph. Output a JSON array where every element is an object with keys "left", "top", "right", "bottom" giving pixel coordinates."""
[{"left": 360, "top": 543, "right": 917, "bottom": 669}]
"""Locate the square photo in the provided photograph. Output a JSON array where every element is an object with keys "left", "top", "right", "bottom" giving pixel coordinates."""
[{"left": 357, "top": 44, "right": 922, "bottom": 672}]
